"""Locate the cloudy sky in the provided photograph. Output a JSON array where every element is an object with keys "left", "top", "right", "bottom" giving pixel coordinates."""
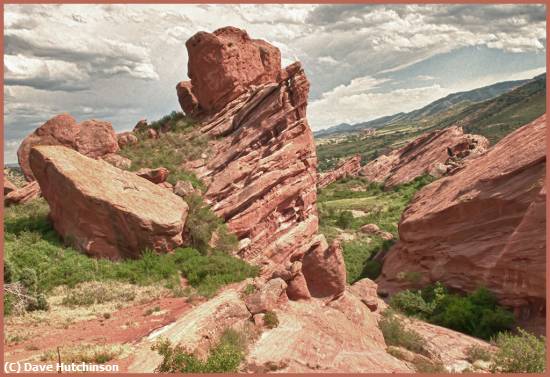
[{"left": 3, "top": 4, "right": 546, "bottom": 163}]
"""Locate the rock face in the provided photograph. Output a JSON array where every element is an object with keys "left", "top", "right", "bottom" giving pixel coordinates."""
[
  {"left": 378, "top": 115, "right": 546, "bottom": 321},
  {"left": 18, "top": 114, "right": 119, "bottom": 181},
  {"left": 29, "top": 146, "right": 188, "bottom": 259},
  {"left": 181, "top": 26, "right": 282, "bottom": 114},
  {"left": 361, "top": 126, "right": 489, "bottom": 187},
  {"left": 117, "top": 131, "right": 138, "bottom": 148},
  {"left": 136, "top": 167, "right": 169, "bottom": 184},
  {"left": 317, "top": 155, "right": 361, "bottom": 189},
  {"left": 179, "top": 27, "right": 319, "bottom": 267},
  {"left": 4, "top": 181, "right": 41, "bottom": 206}
]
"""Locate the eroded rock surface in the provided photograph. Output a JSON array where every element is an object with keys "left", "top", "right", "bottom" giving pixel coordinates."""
[
  {"left": 317, "top": 155, "right": 361, "bottom": 189},
  {"left": 361, "top": 126, "right": 488, "bottom": 187},
  {"left": 378, "top": 115, "right": 546, "bottom": 323},
  {"left": 4, "top": 181, "right": 41, "bottom": 206},
  {"left": 18, "top": 114, "right": 119, "bottom": 181},
  {"left": 179, "top": 27, "right": 319, "bottom": 267},
  {"left": 29, "top": 146, "right": 188, "bottom": 259}
]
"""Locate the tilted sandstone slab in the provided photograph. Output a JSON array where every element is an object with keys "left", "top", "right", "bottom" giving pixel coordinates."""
[
  {"left": 29, "top": 146, "right": 188, "bottom": 259},
  {"left": 361, "top": 126, "right": 489, "bottom": 187},
  {"left": 4, "top": 181, "right": 41, "bottom": 206},
  {"left": 317, "top": 155, "right": 361, "bottom": 189},
  {"left": 178, "top": 28, "right": 319, "bottom": 266},
  {"left": 378, "top": 115, "right": 546, "bottom": 321},
  {"left": 18, "top": 114, "right": 119, "bottom": 181}
]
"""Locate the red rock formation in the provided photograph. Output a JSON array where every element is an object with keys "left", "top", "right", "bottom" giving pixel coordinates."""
[
  {"left": 317, "top": 155, "right": 361, "bottom": 189},
  {"left": 136, "top": 167, "right": 169, "bottom": 184},
  {"left": 180, "top": 26, "right": 282, "bottom": 114},
  {"left": 17, "top": 114, "right": 119, "bottom": 181},
  {"left": 101, "top": 153, "right": 132, "bottom": 170},
  {"left": 179, "top": 28, "right": 320, "bottom": 269},
  {"left": 30, "top": 146, "right": 188, "bottom": 259},
  {"left": 117, "top": 131, "right": 138, "bottom": 148},
  {"left": 360, "top": 126, "right": 489, "bottom": 187},
  {"left": 301, "top": 238, "right": 347, "bottom": 300},
  {"left": 378, "top": 115, "right": 546, "bottom": 321},
  {"left": 4, "top": 181, "right": 41, "bottom": 206}
]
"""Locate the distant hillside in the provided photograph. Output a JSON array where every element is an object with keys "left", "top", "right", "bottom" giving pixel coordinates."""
[
  {"left": 314, "top": 77, "right": 531, "bottom": 138},
  {"left": 316, "top": 73, "right": 546, "bottom": 171}
]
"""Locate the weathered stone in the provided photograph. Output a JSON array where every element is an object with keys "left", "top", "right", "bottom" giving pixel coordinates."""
[
  {"left": 245, "top": 278, "right": 287, "bottom": 314},
  {"left": 301, "top": 238, "right": 346, "bottom": 299},
  {"left": 317, "top": 155, "right": 361, "bottom": 189},
  {"left": 136, "top": 167, "right": 169, "bottom": 184},
  {"left": 173, "top": 180, "right": 196, "bottom": 197},
  {"left": 360, "top": 126, "right": 489, "bottom": 187},
  {"left": 29, "top": 145, "right": 188, "bottom": 259},
  {"left": 101, "top": 153, "right": 132, "bottom": 170},
  {"left": 17, "top": 114, "right": 119, "bottom": 181},
  {"left": 4, "top": 181, "right": 41, "bottom": 206},
  {"left": 378, "top": 115, "right": 547, "bottom": 326},
  {"left": 117, "top": 132, "right": 138, "bottom": 148}
]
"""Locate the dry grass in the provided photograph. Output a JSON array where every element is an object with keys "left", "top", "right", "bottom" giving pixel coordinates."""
[{"left": 40, "top": 343, "right": 129, "bottom": 364}]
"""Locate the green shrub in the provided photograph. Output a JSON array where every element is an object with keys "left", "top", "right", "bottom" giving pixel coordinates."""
[
  {"left": 492, "top": 329, "right": 546, "bottom": 373},
  {"left": 264, "top": 311, "right": 279, "bottom": 329},
  {"left": 465, "top": 344, "right": 493, "bottom": 363},
  {"left": 390, "top": 286, "right": 515, "bottom": 340},
  {"left": 153, "top": 328, "right": 246, "bottom": 373},
  {"left": 336, "top": 210, "right": 354, "bottom": 229},
  {"left": 390, "top": 290, "right": 431, "bottom": 318},
  {"left": 379, "top": 312, "right": 428, "bottom": 355}
]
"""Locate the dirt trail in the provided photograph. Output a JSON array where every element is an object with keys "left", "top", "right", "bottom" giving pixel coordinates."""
[{"left": 4, "top": 296, "right": 192, "bottom": 371}]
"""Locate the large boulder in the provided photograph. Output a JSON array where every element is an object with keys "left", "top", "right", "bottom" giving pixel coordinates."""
[
  {"left": 17, "top": 114, "right": 119, "bottom": 181},
  {"left": 179, "top": 26, "right": 282, "bottom": 114},
  {"left": 301, "top": 238, "right": 347, "bottom": 299},
  {"left": 378, "top": 115, "right": 546, "bottom": 323},
  {"left": 317, "top": 155, "right": 361, "bottom": 189},
  {"left": 29, "top": 146, "right": 188, "bottom": 259},
  {"left": 360, "top": 126, "right": 489, "bottom": 187}
]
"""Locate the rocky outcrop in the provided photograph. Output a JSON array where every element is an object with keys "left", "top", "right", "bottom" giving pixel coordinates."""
[
  {"left": 29, "top": 146, "right": 188, "bottom": 259},
  {"left": 17, "top": 114, "right": 119, "bottom": 181},
  {"left": 136, "top": 167, "right": 169, "bottom": 184},
  {"left": 181, "top": 26, "right": 282, "bottom": 114},
  {"left": 244, "top": 278, "right": 287, "bottom": 314},
  {"left": 101, "top": 153, "right": 132, "bottom": 169},
  {"left": 361, "top": 126, "right": 489, "bottom": 187},
  {"left": 4, "top": 181, "right": 41, "bottom": 206},
  {"left": 178, "top": 27, "right": 319, "bottom": 267},
  {"left": 301, "top": 238, "right": 347, "bottom": 300},
  {"left": 317, "top": 155, "right": 361, "bottom": 189},
  {"left": 378, "top": 115, "right": 546, "bottom": 321},
  {"left": 117, "top": 131, "right": 138, "bottom": 148}
]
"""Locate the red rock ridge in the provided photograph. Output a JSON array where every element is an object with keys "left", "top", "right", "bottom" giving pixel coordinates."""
[
  {"left": 377, "top": 115, "right": 546, "bottom": 325},
  {"left": 317, "top": 155, "right": 361, "bottom": 189},
  {"left": 360, "top": 126, "right": 489, "bottom": 187}
]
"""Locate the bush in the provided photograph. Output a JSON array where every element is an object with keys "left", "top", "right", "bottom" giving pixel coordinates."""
[
  {"left": 465, "top": 344, "right": 493, "bottom": 363},
  {"left": 264, "top": 311, "right": 279, "bottom": 329},
  {"left": 389, "top": 285, "right": 515, "bottom": 340},
  {"left": 390, "top": 290, "right": 431, "bottom": 318},
  {"left": 492, "top": 329, "right": 546, "bottom": 373},
  {"left": 153, "top": 328, "right": 246, "bottom": 373},
  {"left": 379, "top": 312, "right": 428, "bottom": 355},
  {"left": 336, "top": 210, "right": 354, "bottom": 229}
]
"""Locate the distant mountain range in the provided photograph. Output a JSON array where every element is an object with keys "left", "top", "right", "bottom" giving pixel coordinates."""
[{"left": 314, "top": 74, "right": 544, "bottom": 138}]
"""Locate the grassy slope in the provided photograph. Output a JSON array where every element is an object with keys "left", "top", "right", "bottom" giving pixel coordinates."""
[
  {"left": 316, "top": 75, "right": 546, "bottom": 171},
  {"left": 318, "top": 176, "right": 434, "bottom": 283}
]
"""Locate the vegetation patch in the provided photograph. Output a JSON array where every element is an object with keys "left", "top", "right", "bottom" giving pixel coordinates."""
[
  {"left": 389, "top": 284, "right": 515, "bottom": 340},
  {"left": 119, "top": 111, "right": 206, "bottom": 188},
  {"left": 153, "top": 328, "right": 248, "bottom": 373},
  {"left": 40, "top": 344, "right": 126, "bottom": 364},
  {"left": 4, "top": 199, "right": 258, "bottom": 315},
  {"left": 263, "top": 311, "right": 279, "bottom": 329},
  {"left": 379, "top": 310, "right": 429, "bottom": 356},
  {"left": 492, "top": 328, "right": 546, "bottom": 373},
  {"left": 318, "top": 176, "right": 433, "bottom": 283}
]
